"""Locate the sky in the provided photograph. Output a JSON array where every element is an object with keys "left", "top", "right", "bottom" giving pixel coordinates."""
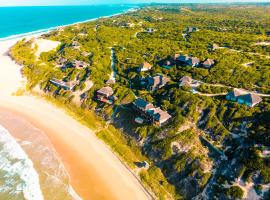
[{"left": 0, "top": 0, "right": 269, "bottom": 6}]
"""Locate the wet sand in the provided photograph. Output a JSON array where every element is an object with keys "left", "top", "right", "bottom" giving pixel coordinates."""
[{"left": 0, "top": 109, "right": 78, "bottom": 200}]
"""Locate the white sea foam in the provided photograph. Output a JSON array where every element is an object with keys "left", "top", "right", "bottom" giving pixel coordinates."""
[
  {"left": 68, "top": 185, "right": 83, "bottom": 200},
  {"left": 0, "top": 125, "right": 44, "bottom": 200},
  {"left": 12, "top": 118, "right": 83, "bottom": 200}
]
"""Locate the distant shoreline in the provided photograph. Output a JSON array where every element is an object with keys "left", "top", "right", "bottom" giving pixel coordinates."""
[{"left": 0, "top": 6, "right": 138, "bottom": 41}]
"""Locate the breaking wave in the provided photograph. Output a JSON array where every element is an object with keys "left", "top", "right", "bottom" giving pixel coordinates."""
[
  {"left": 0, "top": 111, "right": 83, "bottom": 200},
  {"left": 0, "top": 125, "right": 44, "bottom": 200}
]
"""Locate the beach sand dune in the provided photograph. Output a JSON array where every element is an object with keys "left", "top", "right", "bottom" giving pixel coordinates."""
[
  {"left": 33, "top": 38, "right": 61, "bottom": 58},
  {"left": 0, "top": 37, "right": 151, "bottom": 200}
]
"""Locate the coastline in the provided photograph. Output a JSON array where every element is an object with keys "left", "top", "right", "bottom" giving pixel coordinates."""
[
  {"left": 0, "top": 109, "right": 80, "bottom": 200},
  {"left": 0, "top": 98, "right": 150, "bottom": 200},
  {"left": 0, "top": 10, "right": 151, "bottom": 200},
  {"left": 0, "top": 6, "right": 138, "bottom": 42}
]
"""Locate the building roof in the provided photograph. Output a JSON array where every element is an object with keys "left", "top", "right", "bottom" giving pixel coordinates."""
[
  {"left": 203, "top": 59, "right": 215, "bottom": 67},
  {"left": 97, "top": 86, "right": 114, "bottom": 96},
  {"left": 165, "top": 60, "right": 173, "bottom": 66},
  {"left": 190, "top": 57, "right": 201, "bottom": 65},
  {"left": 150, "top": 74, "right": 171, "bottom": 89},
  {"left": 50, "top": 79, "right": 77, "bottom": 89},
  {"left": 240, "top": 93, "right": 262, "bottom": 105},
  {"left": 178, "top": 55, "right": 191, "bottom": 62},
  {"left": 186, "top": 26, "right": 197, "bottom": 33},
  {"left": 178, "top": 55, "right": 200, "bottom": 65},
  {"left": 147, "top": 28, "right": 154, "bottom": 32},
  {"left": 82, "top": 52, "right": 91, "bottom": 57},
  {"left": 230, "top": 88, "right": 248, "bottom": 98},
  {"left": 147, "top": 107, "right": 171, "bottom": 122},
  {"left": 133, "top": 98, "right": 154, "bottom": 110},
  {"left": 212, "top": 43, "right": 219, "bottom": 50},
  {"left": 180, "top": 76, "right": 192, "bottom": 86},
  {"left": 227, "top": 88, "right": 263, "bottom": 106},
  {"left": 58, "top": 58, "right": 67, "bottom": 64},
  {"left": 133, "top": 98, "right": 171, "bottom": 124},
  {"left": 71, "top": 41, "right": 80, "bottom": 46},
  {"left": 140, "top": 62, "right": 152, "bottom": 70},
  {"left": 72, "top": 60, "right": 89, "bottom": 68},
  {"left": 174, "top": 54, "right": 180, "bottom": 60}
]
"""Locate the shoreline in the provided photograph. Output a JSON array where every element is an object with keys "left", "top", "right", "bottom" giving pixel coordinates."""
[
  {"left": 0, "top": 108, "right": 81, "bottom": 200},
  {"left": 0, "top": 9, "right": 151, "bottom": 200},
  {"left": 0, "top": 6, "right": 138, "bottom": 42},
  {"left": 0, "top": 99, "right": 150, "bottom": 200}
]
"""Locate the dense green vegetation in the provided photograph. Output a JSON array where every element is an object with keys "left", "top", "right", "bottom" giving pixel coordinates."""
[{"left": 10, "top": 3, "right": 270, "bottom": 199}]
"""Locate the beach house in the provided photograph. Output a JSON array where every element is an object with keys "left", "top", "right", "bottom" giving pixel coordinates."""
[
  {"left": 146, "top": 74, "right": 171, "bottom": 91},
  {"left": 96, "top": 86, "right": 116, "bottom": 104},
  {"left": 93, "top": 24, "right": 100, "bottom": 32},
  {"left": 146, "top": 28, "right": 155, "bottom": 33},
  {"left": 173, "top": 54, "right": 180, "bottom": 61},
  {"left": 238, "top": 94, "right": 262, "bottom": 107},
  {"left": 133, "top": 98, "right": 155, "bottom": 113},
  {"left": 138, "top": 62, "right": 152, "bottom": 72},
  {"left": 187, "top": 57, "right": 201, "bottom": 67},
  {"left": 202, "top": 59, "right": 215, "bottom": 68},
  {"left": 179, "top": 76, "right": 193, "bottom": 87},
  {"left": 71, "top": 41, "right": 80, "bottom": 49},
  {"left": 72, "top": 60, "right": 89, "bottom": 69},
  {"left": 119, "top": 22, "right": 135, "bottom": 28},
  {"left": 161, "top": 59, "right": 175, "bottom": 69},
  {"left": 211, "top": 43, "right": 220, "bottom": 51},
  {"left": 226, "top": 88, "right": 262, "bottom": 107},
  {"left": 81, "top": 51, "right": 92, "bottom": 57},
  {"left": 50, "top": 78, "right": 77, "bottom": 90},
  {"left": 226, "top": 89, "right": 247, "bottom": 101},
  {"left": 58, "top": 58, "right": 67, "bottom": 65},
  {"left": 147, "top": 107, "right": 172, "bottom": 126},
  {"left": 185, "top": 26, "right": 199, "bottom": 34},
  {"left": 158, "top": 54, "right": 181, "bottom": 69},
  {"left": 133, "top": 98, "right": 171, "bottom": 126},
  {"left": 178, "top": 55, "right": 191, "bottom": 64},
  {"left": 178, "top": 55, "right": 201, "bottom": 67}
]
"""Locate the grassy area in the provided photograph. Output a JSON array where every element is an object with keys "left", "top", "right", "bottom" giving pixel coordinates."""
[
  {"left": 96, "top": 127, "right": 145, "bottom": 169},
  {"left": 140, "top": 167, "right": 179, "bottom": 200}
]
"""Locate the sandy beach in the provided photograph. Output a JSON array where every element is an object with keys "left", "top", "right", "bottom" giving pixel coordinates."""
[{"left": 0, "top": 37, "right": 151, "bottom": 200}]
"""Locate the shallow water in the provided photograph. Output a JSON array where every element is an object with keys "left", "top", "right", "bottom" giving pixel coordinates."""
[
  {"left": 0, "top": 110, "right": 80, "bottom": 200},
  {"left": 0, "top": 125, "right": 44, "bottom": 200}
]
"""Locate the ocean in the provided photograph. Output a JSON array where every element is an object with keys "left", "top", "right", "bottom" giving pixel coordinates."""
[
  {"left": 0, "top": 110, "right": 81, "bottom": 200},
  {"left": 0, "top": 5, "right": 137, "bottom": 40},
  {"left": 0, "top": 125, "right": 43, "bottom": 200}
]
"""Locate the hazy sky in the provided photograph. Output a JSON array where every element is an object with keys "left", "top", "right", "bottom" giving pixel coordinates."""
[{"left": 0, "top": 0, "right": 269, "bottom": 6}]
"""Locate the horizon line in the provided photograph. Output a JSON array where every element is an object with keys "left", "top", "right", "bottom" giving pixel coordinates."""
[{"left": 0, "top": 1, "right": 270, "bottom": 7}]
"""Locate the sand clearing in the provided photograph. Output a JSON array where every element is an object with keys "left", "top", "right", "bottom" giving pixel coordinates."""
[
  {"left": 33, "top": 38, "right": 61, "bottom": 58},
  {"left": 0, "top": 37, "right": 151, "bottom": 200},
  {"left": 254, "top": 41, "right": 270, "bottom": 46}
]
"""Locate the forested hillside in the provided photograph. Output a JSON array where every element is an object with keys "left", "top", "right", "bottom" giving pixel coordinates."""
[{"left": 10, "top": 3, "right": 270, "bottom": 199}]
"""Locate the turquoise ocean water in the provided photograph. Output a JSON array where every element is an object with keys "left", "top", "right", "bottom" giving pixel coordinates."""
[{"left": 0, "top": 5, "right": 137, "bottom": 40}]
